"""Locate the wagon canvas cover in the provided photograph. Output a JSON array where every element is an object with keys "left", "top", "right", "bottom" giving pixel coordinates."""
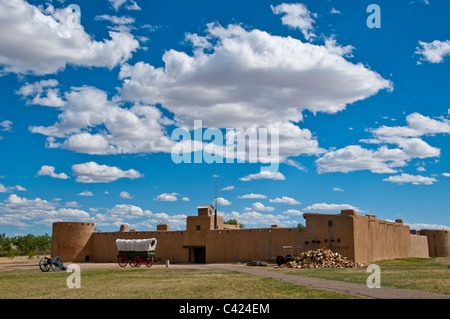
[{"left": 116, "top": 238, "right": 157, "bottom": 252}]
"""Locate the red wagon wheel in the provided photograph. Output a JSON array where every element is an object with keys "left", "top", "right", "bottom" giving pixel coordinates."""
[
  {"left": 134, "top": 256, "right": 142, "bottom": 267},
  {"left": 145, "top": 257, "right": 153, "bottom": 268},
  {"left": 118, "top": 253, "right": 128, "bottom": 267}
]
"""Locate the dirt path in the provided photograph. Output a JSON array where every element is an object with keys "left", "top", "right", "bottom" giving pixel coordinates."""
[{"left": 199, "top": 263, "right": 450, "bottom": 299}]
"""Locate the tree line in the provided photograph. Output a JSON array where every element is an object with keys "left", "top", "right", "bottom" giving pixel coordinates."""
[{"left": 0, "top": 233, "right": 51, "bottom": 258}]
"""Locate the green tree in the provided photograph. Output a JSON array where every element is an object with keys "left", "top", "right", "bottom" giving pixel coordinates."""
[
  {"left": 0, "top": 233, "right": 51, "bottom": 258},
  {"left": 0, "top": 233, "right": 12, "bottom": 256}
]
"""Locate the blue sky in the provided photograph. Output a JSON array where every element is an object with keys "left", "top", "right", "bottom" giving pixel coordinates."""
[{"left": 1, "top": 0, "right": 450, "bottom": 236}]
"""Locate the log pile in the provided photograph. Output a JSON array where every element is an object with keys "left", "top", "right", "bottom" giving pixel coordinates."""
[{"left": 278, "top": 248, "right": 363, "bottom": 269}]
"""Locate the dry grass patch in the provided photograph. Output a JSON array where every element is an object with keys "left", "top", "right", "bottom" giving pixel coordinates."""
[{"left": 0, "top": 267, "right": 363, "bottom": 299}]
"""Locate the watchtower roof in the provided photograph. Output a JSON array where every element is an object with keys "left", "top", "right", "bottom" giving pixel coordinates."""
[{"left": 197, "top": 205, "right": 214, "bottom": 209}]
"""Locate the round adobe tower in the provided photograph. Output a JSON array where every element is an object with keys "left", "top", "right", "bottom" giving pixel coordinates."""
[
  {"left": 420, "top": 229, "right": 450, "bottom": 257},
  {"left": 51, "top": 221, "right": 95, "bottom": 262}
]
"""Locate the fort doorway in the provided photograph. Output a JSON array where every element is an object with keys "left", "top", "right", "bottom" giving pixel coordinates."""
[
  {"left": 184, "top": 245, "right": 206, "bottom": 263},
  {"left": 193, "top": 247, "right": 206, "bottom": 263}
]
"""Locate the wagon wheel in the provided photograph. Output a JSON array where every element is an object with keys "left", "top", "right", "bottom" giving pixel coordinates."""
[
  {"left": 51, "top": 256, "right": 64, "bottom": 272},
  {"left": 134, "top": 256, "right": 141, "bottom": 267},
  {"left": 39, "top": 257, "right": 51, "bottom": 272},
  {"left": 129, "top": 256, "right": 137, "bottom": 267},
  {"left": 276, "top": 255, "right": 286, "bottom": 266},
  {"left": 145, "top": 257, "right": 153, "bottom": 268},
  {"left": 118, "top": 253, "right": 128, "bottom": 267}
]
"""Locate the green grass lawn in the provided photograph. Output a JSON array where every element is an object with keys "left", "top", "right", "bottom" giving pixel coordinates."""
[
  {"left": 276, "top": 257, "right": 450, "bottom": 295},
  {"left": 0, "top": 267, "right": 364, "bottom": 299}
]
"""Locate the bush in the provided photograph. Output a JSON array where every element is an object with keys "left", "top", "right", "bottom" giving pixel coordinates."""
[{"left": 224, "top": 218, "right": 245, "bottom": 228}]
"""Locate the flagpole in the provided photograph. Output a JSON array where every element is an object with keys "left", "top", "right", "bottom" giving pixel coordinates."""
[{"left": 214, "top": 168, "right": 218, "bottom": 229}]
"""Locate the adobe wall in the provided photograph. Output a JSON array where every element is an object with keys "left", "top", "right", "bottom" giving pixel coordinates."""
[
  {"left": 420, "top": 229, "right": 450, "bottom": 257},
  {"left": 353, "top": 215, "right": 412, "bottom": 263},
  {"left": 57, "top": 215, "right": 356, "bottom": 263},
  {"left": 51, "top": 222, "right": 95, "bottom": 262},
  {"left": 204, "top": 227, "right": 305, "bottom": 263},
  {"left": 50, "top": 209, "right": 437, "bottom": 264},
  {"left": 90, "top": 230, "right": 187, "bottom": 262},
  {"left": 206, "top": 212, "right": 357, "bottom": 263},
  {"left": 302, "top": 211, "right": 355, "bottom": 261},
  {"left": 410, "top": 234, "right": 429, "bottom": 258},
  {"left": 90, "top": 227, "right": 306, "bottom": 263}
]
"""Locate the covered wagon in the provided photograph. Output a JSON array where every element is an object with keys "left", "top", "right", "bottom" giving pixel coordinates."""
[{"left": 116, "top": 238, "right": 157, "bottom": 267}]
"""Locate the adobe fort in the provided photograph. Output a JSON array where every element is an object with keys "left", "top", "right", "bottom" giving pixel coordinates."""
[{"left": 51, "top": 205, "right": 450, "bottom": 264}]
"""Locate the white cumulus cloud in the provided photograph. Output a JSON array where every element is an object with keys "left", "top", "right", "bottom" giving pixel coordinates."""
[
  {"left": 408, "top": 222, "right": 449, "bottom": 230},
  {"left": 0, "top": 120, "right": 13, "bottom": 132},
  {"left": 28, "top": 85, "right": 175, "bottom": 155},
  {"left": 37, "top": 165, "right": 69, "bottom": 180},
  {"left": 0, "top": 183, "right": 27, "bottom": 193},
  {"left": 109, "top": 0, "right": 141, "bottom": 11},
  {"left": 283, "top": 209, "right": 303, "bottom": 216},
  {"left": 119, "top": 191, "right": 133, "bottom": 199},
  {"left": 316, "top": 111, "right": 447, "bottom": 174},
  {"left": 271, "top": 3, "right": 317, "bottom": 40},
  {"left": 154, "top": 193, "right": 178, "bottom": 202},
  {"left": 304, "top": 203, "right": 361, "bottom": 212},
  {"left": 239, "top": 170, "right": 286, "bottom": 182},
  {"left": 72, "top": 162, "right": 143, "bottom": 183},
  {"left": 383, "top": 174, "right": 437, "bottom": 185},
  {"left": 416, "top": 40, "right": 450, "bottom": 64},
  {"left": 78, "top": 190, "right": 93, "bottom": 196},
  {"left": 371, "top": 112, "right": 450, "bottom": 138},
  {"left": 17, "top": 79, "right": 64, "bottom": 107},
  {"left": 119, "top": 23, "right": 391, "bottom": 129},
  {"left": 215, "top": 197, "right": 231, "bottom": 206},
  {"left": 237, "top": 193, "right": 267, "bottom": 199},
  {"left": 249, "top": 202, "right": 275, "bottom": 212},
  {"left": 316, "top": 145, "right": 408, "bottom": 174},
  {"left": 224, "top": 210, "right": 294, "bottom": 227},
  {"left": 0, "top": 194, "right": 90, "bottom": 227},
  {"left": 0, "top": 0, "right": 140, "bottom": 74},
  {"left": 269, "top": 196, "right": 301, "bottom": 205},
  {"left": 221, "top": 186, "right": 235, "bottom": 191}
]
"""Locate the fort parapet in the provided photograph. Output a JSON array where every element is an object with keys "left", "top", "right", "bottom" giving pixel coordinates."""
[{"left": 51, "top": 205, "right": 447, "bottom": 264}]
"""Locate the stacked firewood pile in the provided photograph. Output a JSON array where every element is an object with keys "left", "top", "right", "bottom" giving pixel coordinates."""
[{"left": 278, "top": 248, "right": 364, "bottom": 269}]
